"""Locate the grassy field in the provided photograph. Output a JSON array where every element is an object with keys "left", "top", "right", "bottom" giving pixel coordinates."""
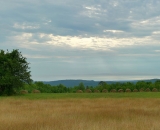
[
  {"left": 0, "top": 93, "right": 160, "bottom": 130},
  {"left": 1, "top": 92, "right": 160, "bottom": 100}
]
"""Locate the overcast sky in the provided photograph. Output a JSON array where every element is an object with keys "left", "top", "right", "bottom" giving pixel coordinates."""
[{"left": 1, "top": 0, "right": 160, "bottom": 81}]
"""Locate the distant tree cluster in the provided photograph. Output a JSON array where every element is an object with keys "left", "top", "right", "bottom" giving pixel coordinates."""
[
  {"left": 23, "top": 80, "right": 160, "bottom": 94},
  {"left": 0, "top": 49, "right": 32, "bottom": 95}
]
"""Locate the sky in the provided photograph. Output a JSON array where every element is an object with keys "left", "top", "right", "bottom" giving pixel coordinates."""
[{"left": 1, "top": 0, "right": 160, "bottom": 81}]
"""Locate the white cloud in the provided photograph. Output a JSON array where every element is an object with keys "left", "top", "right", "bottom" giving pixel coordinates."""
[
  {"left": 103, "top": 30, "right": 124, "bottom": 33},
  {"left": 24, "top": 54, "right": 51, "bottom": 59},
  {"left": 152, "top": 31, "right": 160, "bottom": 35},
  {"left": 9, "top": 33, "right": 40, "bottom": 50},
  {"left": 13, "top": 23, "right": 40, "bottom": 30},
  {"left": 81, "top": 5, "right": 106, "bottom": 18},
  {"left": 110, "top": 1, "right": 119, "bottom": 7},
  {"left": 85, "top": 6, "right": 100, "bottom": 11},
  {"left": 132, "top": 16, "right": 160, "bottom": 28},
  {"left": 9, "top": 32, "right": 160, "bottom": 53},
  {"left": 39, "top": 33, "right": 133, "bottom": 50},
  {"left": 155, "top": 50, "right": 160, "bottom": 53},
  {"left": 13, "top": 33, "right": 33, "bottom": 41}
]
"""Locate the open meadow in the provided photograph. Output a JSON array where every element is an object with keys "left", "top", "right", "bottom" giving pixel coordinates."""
[{"left": 0, "top": 93, "right": 160, "bottom": 130}]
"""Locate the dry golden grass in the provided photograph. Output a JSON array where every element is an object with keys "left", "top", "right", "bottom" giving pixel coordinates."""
[{"left": 0, "top": 98, "right": 160, "bottom": 130}]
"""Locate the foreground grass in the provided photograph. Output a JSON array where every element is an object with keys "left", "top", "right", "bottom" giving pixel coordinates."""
[{"left": 0, "top": 97, "right": 160, "bottom": 130}]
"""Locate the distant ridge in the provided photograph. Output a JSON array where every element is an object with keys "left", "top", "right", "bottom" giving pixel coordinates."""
[
  {"left": 42, "top": 79, "right": 159, "bottom": 87},
  {"left": 43, "top": 80, "right": 99, "bottom": 87}
]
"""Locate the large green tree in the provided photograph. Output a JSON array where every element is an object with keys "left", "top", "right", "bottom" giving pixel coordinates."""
[{"left": 0, "top": 49, "right": 32, "bottom": 95}]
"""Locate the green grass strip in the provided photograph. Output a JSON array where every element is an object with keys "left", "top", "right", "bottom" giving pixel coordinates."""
[{"left": 1, "top": 92, "right": 160, "bottom": 100}]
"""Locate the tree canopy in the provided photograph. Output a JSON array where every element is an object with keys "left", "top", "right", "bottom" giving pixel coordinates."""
[{"left": 0, "top": 49, "right": 32, "bottom": 95}]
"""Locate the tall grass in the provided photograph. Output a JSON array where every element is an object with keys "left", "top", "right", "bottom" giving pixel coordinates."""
[{"left": 0, "top": 97, "right": 160, "bottom": 130}]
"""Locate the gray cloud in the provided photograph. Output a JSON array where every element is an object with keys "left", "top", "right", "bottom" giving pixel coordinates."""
[{"left": 2, "top": 0, "right": 160, "bottom": 37}]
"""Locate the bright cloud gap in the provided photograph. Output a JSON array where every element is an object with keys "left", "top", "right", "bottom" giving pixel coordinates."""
[{"left": 11, "top": 32, "right": 160, "bottom": 52}]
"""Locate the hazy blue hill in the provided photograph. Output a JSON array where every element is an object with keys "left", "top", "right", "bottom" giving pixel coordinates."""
[
  {"left": 43, "top": 80, "right": 100, "bottom": 87},
  {"left": 42, "top": 79, "right": 159, "bottom": 87}
]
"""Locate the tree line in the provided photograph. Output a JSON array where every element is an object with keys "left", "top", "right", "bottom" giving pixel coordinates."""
[{"left": 23, "top": 80, "right": 160, "bottom": 93}]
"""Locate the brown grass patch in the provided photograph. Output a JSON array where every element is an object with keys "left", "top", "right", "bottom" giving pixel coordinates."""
[
  {"left": 118, "top": 89, "right": 124, "bottom": 93},
  {"left": 76, "top": 90, "right": 83, "bottom": 93},
  {"left": 102, "top": 89, "right": 108, "bottom": 93},
  {"left": 145, "top": 88, "right": 151, "bottom": 92},
  {"left": 139, "top": 88, "right": 144, "bottom": 92},
  {"left": 85, "top": 89, "right": 92, "bottom": 93},
  {"left": 152, "top": 88, "right": 158, "bottom": 92},
  {"left": 125, "top": 88, "right": 131, "bottom": 92},
  {"left": 0, "top": 98, "right": 160, "bottom": 130},
  {"left": 110, "top": 89, "right": 117, "bottom": 92},
  {"left": 133, "top": 89, "right": 138, "bottom": 92},
  {"left": 20, "top": 90, "right": 28, "bottom": 94},
  {"left": 94, "top": 89, "right": 100, "bottom": 93},
  {"left": 32, "top": 89, "right": 41, "bottom": 93}
]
